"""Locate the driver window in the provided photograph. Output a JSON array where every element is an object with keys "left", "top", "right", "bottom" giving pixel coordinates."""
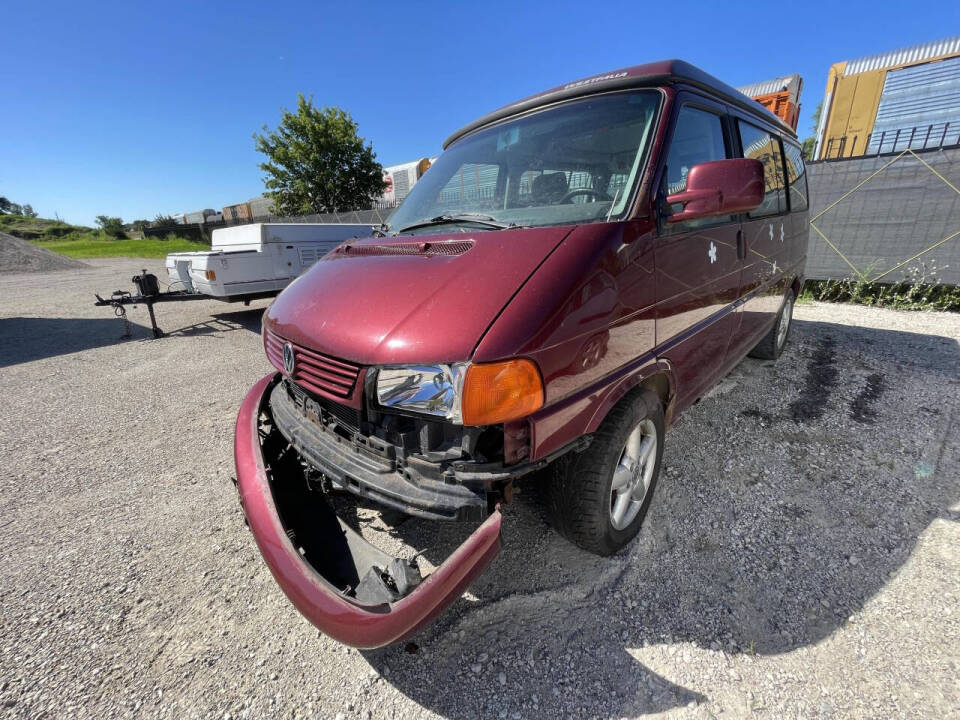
[
  {"left": 663, "top": 105, "right": 730, "bottom": 231},
  {"left": 665, "top": 106, "right": 727, "bottom": 193}
]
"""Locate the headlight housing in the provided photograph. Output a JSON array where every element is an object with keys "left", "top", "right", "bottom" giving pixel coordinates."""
[
  {"left": 376, "top": 359, "right": 544, "bottom": 426},
  {"left": 376, "top": 364, "right": 467, "bottom": 422}
]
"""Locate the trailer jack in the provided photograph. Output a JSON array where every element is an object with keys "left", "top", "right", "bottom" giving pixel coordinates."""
[{"left": 94, "top": 269, "right": 209, "bottom": 338}]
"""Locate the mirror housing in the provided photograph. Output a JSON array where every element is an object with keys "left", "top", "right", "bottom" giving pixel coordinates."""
[{"left": 665, "top": 158, "right": 764, "bottom": 223}]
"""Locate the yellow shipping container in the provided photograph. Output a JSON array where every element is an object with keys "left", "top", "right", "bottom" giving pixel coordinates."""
[{"left": 814, "top": 36, "right": 960, "bottom": 160}]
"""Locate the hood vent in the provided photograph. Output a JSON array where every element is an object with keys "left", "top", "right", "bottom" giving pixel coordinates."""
[{"left": 333, "top": 240, "right": 474, "bottom": 258}]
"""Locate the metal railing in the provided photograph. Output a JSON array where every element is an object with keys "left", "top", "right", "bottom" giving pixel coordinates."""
[{"left": 819, "top": 123, "right": 960, "bottom": 161}]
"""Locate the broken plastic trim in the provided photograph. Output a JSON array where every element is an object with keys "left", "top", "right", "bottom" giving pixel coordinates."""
[
  {"left": 234, "top": 373, "right": 503, "bottom": 648},
  {"left": 265, "top": 416, "right": 425, "bottom": 605}
]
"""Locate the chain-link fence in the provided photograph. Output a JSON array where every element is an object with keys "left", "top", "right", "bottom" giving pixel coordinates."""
[
  {"left": 806, "top": 145, "right": 960, "bottom": 285},
  {"left": 217, "top": 205, "right": 398, "bottom": 230}
]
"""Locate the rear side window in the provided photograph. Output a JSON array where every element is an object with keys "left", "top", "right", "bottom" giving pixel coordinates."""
[
  {"left": 665, "top": 106, "right": 727, "bottom": 195},
  {"left": 737, "top": 121, "right": 786, "bottom": 217},
  {"left": 782, "top": 142, "right": 808, "bottom": 211}
]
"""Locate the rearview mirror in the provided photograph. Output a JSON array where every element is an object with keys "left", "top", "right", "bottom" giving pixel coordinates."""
[{"left": 665, "top": 158, "right": 764, "bottom": 223}]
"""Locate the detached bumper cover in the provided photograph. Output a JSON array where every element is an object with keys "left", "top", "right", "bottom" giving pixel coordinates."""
[{"left": 233, "top": 373, "right": 502, "bottom": 648}]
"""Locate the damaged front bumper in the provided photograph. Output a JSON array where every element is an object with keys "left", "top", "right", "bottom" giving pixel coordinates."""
[{"left": 233, "top": 373, "right": 502, "bottom": 648}]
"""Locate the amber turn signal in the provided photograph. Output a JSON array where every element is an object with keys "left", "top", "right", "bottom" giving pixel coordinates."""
[
  {"left": 205, "top": 270, "right": 216, "bottom": 280},
  {"left": 461, "top": 359, "right": 544, "bottom": 426}
]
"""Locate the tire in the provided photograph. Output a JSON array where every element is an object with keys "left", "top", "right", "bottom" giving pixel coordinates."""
[
  {"left": 547, "top": 389, "right": 664, "bottom": 556},
  {"left": 749, "top": 287, "right": 795, "bottom": 360}
]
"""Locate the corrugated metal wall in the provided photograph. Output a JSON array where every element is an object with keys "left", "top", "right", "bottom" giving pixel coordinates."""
[
  {"left": 815, "top": 35, "right": 960, "bottom": 159},
  {"left": 867, "top": 55, "right": 960, "bottom": 153},
  {"left": 845, "top": 35, "right": 960, "bottom": 76},
  {"left": 736, "top": 75, "right": 802, "bottom": 99}
]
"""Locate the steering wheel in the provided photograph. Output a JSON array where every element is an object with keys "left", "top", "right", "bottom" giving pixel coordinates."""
[{"left": 560, "top": 188, "right": 612, "bottom": 204}]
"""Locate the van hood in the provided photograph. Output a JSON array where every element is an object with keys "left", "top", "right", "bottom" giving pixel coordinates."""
[{"left": 263, "top": 227, "right": 573, "bottom": 365}]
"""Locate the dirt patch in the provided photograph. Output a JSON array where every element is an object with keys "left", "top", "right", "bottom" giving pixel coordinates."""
[
  {"left": 0, "top": 231, "right": 87, "bottom": 273},
  {"left": 741, "top": 407, "right": 778, "bottom": 424},
  {"left": 850, "top": 372, "right": 887, "bottom": 424},
  {"left": 788, "top": 337, "right": 838, "bottom": 423}
]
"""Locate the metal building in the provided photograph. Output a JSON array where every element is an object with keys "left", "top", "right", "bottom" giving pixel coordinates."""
[
  {"left": 736, "top": 75, "right": 804, "bottom": 130},
  {"left": 814, "top": 35, "right": 960, "bottom": 160}
]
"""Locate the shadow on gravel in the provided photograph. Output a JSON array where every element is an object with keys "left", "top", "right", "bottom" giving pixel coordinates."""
[
  {"left": 0, "top": 316, "right": 151, "bottom": 367},
  {"left": 164, "top": 308, "right": 264, "bottom": 338},
  {"left": 0, "top": 307, "right": 264, "bottom": 367},
  {"left": 343, "top": 319, "right": 959, "bottom": 719}
]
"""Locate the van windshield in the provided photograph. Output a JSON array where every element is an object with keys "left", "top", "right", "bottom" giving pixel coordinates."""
[{"left": 387, "top": 91, "right": 661, "bottom": 234}]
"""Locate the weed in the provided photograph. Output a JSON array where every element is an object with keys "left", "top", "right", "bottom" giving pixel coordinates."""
[{"left": 801, "top": 261, "right": 959, "bottom": 312}]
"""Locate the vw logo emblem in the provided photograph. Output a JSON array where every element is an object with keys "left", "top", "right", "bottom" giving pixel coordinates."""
[{"left": 282, "top": 342, "right": 296, "bottom": 376}]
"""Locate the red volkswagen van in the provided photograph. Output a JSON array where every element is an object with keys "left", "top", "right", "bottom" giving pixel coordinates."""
[{"left": 234, "top": 60, "right": 809, "bottom": 647}]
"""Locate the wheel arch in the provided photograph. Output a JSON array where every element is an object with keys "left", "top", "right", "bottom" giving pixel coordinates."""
[
  {"left": 791, "top": 275, "right": 804, "bottom": 299},
  {"left": 585, "top": 359, "right": 678, "bottom": 434}
]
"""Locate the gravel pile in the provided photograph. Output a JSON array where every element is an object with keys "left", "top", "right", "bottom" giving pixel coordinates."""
[
  {"left": 0, "top": 259, "right": 957, "bottom": 718},
  {"left": 0, "top": 231, "right": 87, "bottom": 273}
]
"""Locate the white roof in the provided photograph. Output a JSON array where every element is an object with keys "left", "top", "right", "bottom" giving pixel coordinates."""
[{"left": 843, "top": 35, "right": 960, "bottom": 76}]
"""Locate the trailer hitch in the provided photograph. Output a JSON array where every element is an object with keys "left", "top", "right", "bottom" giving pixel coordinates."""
[{"left": 94, "top": 269, "right": 209, "bottom": 338}]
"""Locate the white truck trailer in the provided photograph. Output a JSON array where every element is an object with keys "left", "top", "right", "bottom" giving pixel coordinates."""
[{"left": 164, "top": 222, "right": 373, "bottom": 301}]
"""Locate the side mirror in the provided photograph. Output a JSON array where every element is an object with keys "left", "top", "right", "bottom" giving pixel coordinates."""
[{"left": 665, "top": 158, "right": 764, "bottom": 223}]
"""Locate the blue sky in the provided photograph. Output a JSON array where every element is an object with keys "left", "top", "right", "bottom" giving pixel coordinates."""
[{"left": 3, "top": 0, "right": 958, "bottom": 226}]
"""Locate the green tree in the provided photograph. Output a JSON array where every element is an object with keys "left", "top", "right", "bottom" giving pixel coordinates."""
[
  {"left": 21, "top": 204, "right": 38, "bottom": 218},
  {"left": 0, "top": 197, "right": 12, "bottom": 214},
  {"left": 131, "top": 219, "right": 151, "bottom": 231},
  {"left": 801, "top": 101, "right": 823, "bottom": 160},
  {"left": 254, "top": 95, "right": 387, "bottom": 215},
  {"left": 95, "top": 215, "right": 125, "bottom": 238},
  {"left": 154, "top": 214, "right": 178, "bottom": 225}
]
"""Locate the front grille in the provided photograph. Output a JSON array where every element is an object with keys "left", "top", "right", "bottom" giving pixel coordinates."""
[
  {"left": 264, "top": 331, "right": 361, "bottom": 400},
  {"left": 332, "top": 240, "right": 474, "bottom": 258},
  {"left": 285, "top": 379, "right": 361, "bottom": 436}
]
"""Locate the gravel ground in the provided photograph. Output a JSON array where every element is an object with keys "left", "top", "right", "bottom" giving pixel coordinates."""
[
  {"left": 1, "top": 259, "right": 958, "bottom": 719},
  {"left": 0, "top": 232, "right": 87, "bottom": 273}
]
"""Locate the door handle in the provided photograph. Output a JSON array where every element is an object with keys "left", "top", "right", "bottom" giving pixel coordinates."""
[{"left": 737, "top": 229, "right": 745, "bottom": 260}]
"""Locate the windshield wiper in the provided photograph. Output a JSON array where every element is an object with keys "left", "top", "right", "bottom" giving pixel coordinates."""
[{"left": 396, "top": 214, "right": 519, "bottom": 234}]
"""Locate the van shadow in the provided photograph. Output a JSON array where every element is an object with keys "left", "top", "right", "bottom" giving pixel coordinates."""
[
  {"left": 344, "top": 318, "right": 959, "bottom": 719},
  {"left": 0, "top": 316, "right": 151, "bottom": 367}
]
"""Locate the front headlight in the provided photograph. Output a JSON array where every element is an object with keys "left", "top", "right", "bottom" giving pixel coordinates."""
[
  {"left": 376, "top": 359, "right": 544, "bottom": 426},
  {"left": 376, "top": 364, "right": 468, "bottom": 423}
]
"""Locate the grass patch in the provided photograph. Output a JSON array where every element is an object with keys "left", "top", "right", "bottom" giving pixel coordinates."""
[
  {"left": 2, "top": 214, "right": 209, "bottom": 258},
  {"left": 32, "top": 234, "right": 210, "bottom": 259},
  {"left": 801, "top": 262, "right": 960, "bottom": 312}
]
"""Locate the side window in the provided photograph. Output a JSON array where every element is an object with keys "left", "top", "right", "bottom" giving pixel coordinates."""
[
  {"left": 665, "top": 106, "right": 728, "bottom": 195},
  {"left": 782, "top": 142, "right": 809, "bottom": 211},
  {"left": 737, "top": 121, "right": 786, "bottom": 217}
]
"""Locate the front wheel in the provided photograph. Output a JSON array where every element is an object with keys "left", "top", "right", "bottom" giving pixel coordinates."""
[
  {"left": 547, "top": 389, "right": 664, "bottom": 556},
  {"left": 749, "top": 287, "right": 795, "bottom": 360}
]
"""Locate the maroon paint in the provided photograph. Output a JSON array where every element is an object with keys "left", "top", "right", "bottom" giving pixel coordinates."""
[
  {"left": 666, "top": 158, "right": 764, "bottom": 222},
  {"left": 234, "top": 373, "right": 502, "bottom": 649},
  {"left": 473, "top": 220, "right": 658, "bottom": 459},
  {"left": 262, "top": 226, "right": 573, "bottom": 367}
]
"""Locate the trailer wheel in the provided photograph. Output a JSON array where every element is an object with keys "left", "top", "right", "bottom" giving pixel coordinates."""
[{"left": 547, "top": 390, "right": 664, "bottom": 556}]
